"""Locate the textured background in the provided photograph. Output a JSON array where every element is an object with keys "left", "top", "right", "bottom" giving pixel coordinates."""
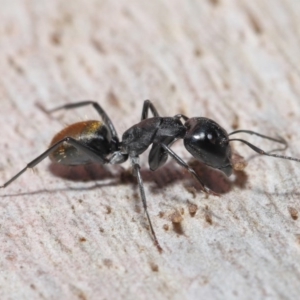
[{"left": 0, "top": 0, "right": 300, "bottom": 299}]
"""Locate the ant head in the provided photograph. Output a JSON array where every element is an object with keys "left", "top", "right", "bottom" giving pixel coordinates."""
[{"left": 184, "top": 117, "right": 233, "bottom": 176}]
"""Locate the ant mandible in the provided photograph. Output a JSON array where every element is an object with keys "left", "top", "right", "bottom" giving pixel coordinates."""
[{"left": 1, "top": 100, "right": 300, "bottom": 251}]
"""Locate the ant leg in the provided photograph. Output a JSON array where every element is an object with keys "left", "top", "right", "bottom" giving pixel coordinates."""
[
  {"left": 141, "top": 100, "right": 160, "bottom": 120},
  {"left": 41, "top": 101, "right": 119, "bottom": 142},
  {"left": 174, "top": 114, "right": 189, "bottom": 122},
  {"left": 0, "top": 137, "right": 108, "bottom": 189},
  {"left": 108, "top": 151, "right": 128, "bottom": 165},
  {"left": 131, "top": 157, "right": 163, "bottom": 252},
  {"left": 148, "top": 137, "right": 176, "bottom": 171},
  {"left": 141, "top": 100, "right": 189, "bottom": 120},
  {"left": 141, "top": 101, "right": 181, "bottom": 170},
  {"left": 140, "top": 100, "right": 189, "bottom": 122},
  {"left": 141, "top": 100, "right": 170, "bottom": 170},
  {"left": 160, "top": 144, "right": 219, "bottom": 196}
]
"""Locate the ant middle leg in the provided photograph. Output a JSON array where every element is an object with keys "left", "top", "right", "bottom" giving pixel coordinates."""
[
  {"left": 141, "top": 100, "right": 160, "bottom": 120},
  {"left": 0, "top": 137, "right": 108, "bottom": 189},
  {"left": 131, "top": 156, "right": 163, "bottom": 252}
]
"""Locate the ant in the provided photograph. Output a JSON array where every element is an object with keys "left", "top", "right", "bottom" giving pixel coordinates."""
[{"left": 1, "top": 100, "right": 300, "bottom": 251}]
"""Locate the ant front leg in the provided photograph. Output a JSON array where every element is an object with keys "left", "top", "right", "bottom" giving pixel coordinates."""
[
  {"left": 141, "top": 101, "right": 179, "bottom": 171},
  {"left": 1, "top": 137, "right": 108, "bottom": 189},
  {"left": 131, "top": 156, "right": 163, "bottom": 252},
  {"left": 141, "top": 100, "right": 169, "bottom": 170},
  {"left": 160, "top": 144, "right": 220, "bottom": 196}
]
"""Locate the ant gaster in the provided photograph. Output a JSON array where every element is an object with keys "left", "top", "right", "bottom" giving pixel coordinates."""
[{"left": 1, "top": 100, "right": 300, "bottom": 251}]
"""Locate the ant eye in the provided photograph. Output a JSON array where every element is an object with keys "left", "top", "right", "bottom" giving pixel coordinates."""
[{"left": 184, "top": 117, "right": 232, "bottom": 176}]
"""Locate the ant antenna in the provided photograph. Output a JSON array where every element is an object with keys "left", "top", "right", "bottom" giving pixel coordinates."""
[{"left": 228, "top": 130, "right": 300, "bottom": 163}]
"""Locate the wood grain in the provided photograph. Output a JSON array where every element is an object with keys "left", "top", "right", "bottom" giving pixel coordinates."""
[{"left": 1, "top": 0, "right": 300, "bottom": 299}]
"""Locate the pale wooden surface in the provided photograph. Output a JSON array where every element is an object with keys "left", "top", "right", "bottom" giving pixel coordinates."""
[{"left": 1, "top": 0, "right": 300, "bottom": 299}]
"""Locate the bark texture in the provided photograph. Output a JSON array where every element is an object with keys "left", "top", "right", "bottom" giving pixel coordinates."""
[{"left": 0, "top": 0, "right": 300, "bottom": 299}]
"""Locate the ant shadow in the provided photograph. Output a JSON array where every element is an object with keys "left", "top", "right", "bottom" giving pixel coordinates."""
[
  {"left": 4, "top": 155, "right": 298, "bottom": 199},
  {"left": 48, "top": 158, "right": 248, "bottom": 195},
  {"left": 0, "top": 159, "right": 248, "bottom": 199},
  {"left": 49, "top": 163, "right": 116, "bottom": 182}
]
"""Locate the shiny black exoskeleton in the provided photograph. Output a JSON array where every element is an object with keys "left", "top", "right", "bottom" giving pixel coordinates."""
[
  {"left": 184, "top": 117, "right": 232, "bottom": 176},
  {"left": 2, "top": 100, "right": 300, "bottom": 251}
]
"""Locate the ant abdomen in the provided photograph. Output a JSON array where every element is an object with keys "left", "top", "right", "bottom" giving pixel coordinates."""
[
  {"left": 184, "top": 117, "right": 233, "bottom": 176},
  {"left": 49, "top": 120, "right": 112, "bottom": 165}
]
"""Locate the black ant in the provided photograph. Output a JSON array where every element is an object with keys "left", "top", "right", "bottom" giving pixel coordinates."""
[{"left": 1, "top": 100, "right": 300, "bottom": 251}]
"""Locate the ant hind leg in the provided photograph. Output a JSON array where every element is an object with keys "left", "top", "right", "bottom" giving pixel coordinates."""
[
  {"left": 39, "top": 100, "right": 119, "bottom": 143},
  {"left": 1, "top": 137, "right": 108, "bottom": 189}
]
